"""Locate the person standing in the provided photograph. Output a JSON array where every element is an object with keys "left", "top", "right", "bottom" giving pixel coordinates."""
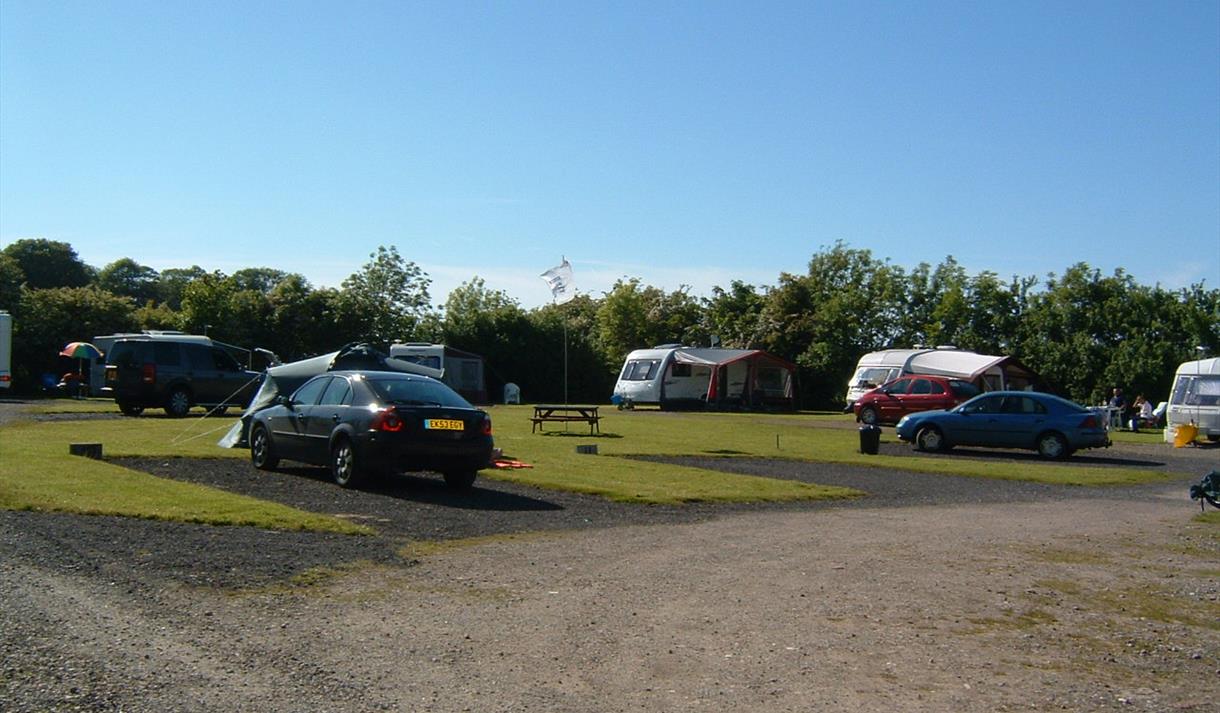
[{"left": 1109, "top": 387, "right": 1128, "bottom": 429}]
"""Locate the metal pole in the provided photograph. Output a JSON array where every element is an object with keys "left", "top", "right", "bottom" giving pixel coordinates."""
[{"left": 563, "top": 315, "right": 569, "bottom": 405}]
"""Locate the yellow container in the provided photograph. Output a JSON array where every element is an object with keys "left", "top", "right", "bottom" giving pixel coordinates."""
[{"left": 1173, "top": 423, "right": 1198, "bottom": 448}]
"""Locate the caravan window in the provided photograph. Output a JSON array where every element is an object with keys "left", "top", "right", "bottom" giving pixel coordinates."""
[
  {"left": 621, "top": 359, "right": 661, "bottom": 381},
  {"left": 671, "top": 363, "right": 692, "bottom": 377},
  {"left": 854, "top": 367, "right": 895, "bottom": 389},
  {"left": 1171, "top": 375, "right": 1220, "bottom": 407},
  {"left": 399, "top": 354, "right": 442, "bottom": 369}
]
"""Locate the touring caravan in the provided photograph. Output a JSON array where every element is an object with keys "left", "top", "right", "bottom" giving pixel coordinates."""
[
  {"left": 1165, "top": 357, "right": 1220, "bottom": 443},
  {"left": 844, "top": 346, "right": 1041, "bottom": 409},
  {"left": 612, "top": 345, "right": 796, "bottom": 411},
  {"left": 389, "top": 343, "right": 487, "bottom": 403}
]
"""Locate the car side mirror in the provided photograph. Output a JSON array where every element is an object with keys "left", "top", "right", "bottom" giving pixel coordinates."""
[{"left": 276, "top": 395, "right": 292, "bottom": 408}]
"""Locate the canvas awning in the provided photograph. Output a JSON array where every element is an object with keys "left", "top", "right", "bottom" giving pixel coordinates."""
[{"left": 906, "top": 351, "right": 1009, "bottom": 380}]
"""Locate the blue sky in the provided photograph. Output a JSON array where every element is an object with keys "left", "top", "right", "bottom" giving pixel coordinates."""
[{"left": 2, "top": 1, "right": 1217, "bottom": 308}]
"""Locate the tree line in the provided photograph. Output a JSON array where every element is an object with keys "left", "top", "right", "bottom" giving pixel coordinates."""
[{"left": 1, "top": 238, "right": 1216, "bottom": 408}]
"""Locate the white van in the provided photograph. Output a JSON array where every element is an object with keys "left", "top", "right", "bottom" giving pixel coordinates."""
[{"left": 1165, "top": 357, "right": 1220, "bottom": 443}]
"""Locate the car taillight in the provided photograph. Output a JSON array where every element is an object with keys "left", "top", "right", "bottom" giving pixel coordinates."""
[
  {"left": 141, "top": 363, "right": 156, "bottom": 384},
  {"left": 481, "top": 414, "right": 492, "bottom": 435},
  {"left": 1080, "top": 415, "right": 1099, "bottom": 429},
  {"left": 371, "top": 408, "right": 403, "bottom": 432}
]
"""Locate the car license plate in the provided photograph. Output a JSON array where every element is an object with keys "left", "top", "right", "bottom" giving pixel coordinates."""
[{"left": 425, "top": 418, "right": 464, "bottom": 431}]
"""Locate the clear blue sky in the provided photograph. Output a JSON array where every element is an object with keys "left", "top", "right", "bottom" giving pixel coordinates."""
[{"left": 3, "top": 1, "right": 1217, "bottom": 308}]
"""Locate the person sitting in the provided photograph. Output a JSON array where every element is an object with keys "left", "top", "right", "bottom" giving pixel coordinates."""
[{"left": 1129, "top": 394, "right": 1156, "bottom": 432}]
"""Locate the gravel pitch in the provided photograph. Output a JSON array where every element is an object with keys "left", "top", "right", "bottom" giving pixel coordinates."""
[
  {"left": 3, "top": 403, "right": 1217, "bottom": 713},
  {"left": 5, "top": 435, "right": 1204, "bottom": 592}
]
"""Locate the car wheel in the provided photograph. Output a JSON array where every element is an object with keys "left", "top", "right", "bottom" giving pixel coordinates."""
[
  {"left": 858, "top": 406, "right": 879, "bottom": 426},
  {"left": 443, "top": 470, "right": 478, "bottom": 491},
  {"left": 118, "top": 402, "right": 144, "bottom": 417},
  {"left": 331, "top": 436, "right": 366, "bottom": 488},
  {"left": 1037, "top": 432, "right": 1069, "bottom": 460},
  {"left": 164, "top": 387, "right": 191, "bottom": 418},
  {"left": 250, "top": 424, "right": 280, "bottom": 471},
  {"left": 915, "top": 425, "right": 948, "bottom": 452}
]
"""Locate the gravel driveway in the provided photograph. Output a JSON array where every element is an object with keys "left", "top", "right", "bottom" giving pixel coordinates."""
[{"left": 2, "top": 402, "right": 1217, "bottom": 712}]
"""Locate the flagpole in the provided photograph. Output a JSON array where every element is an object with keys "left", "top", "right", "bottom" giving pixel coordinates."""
[{"left": 563, "top": 314, "right": 569, "bottom": 405}]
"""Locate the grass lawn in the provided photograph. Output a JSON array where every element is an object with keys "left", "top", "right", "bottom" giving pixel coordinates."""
[
  {"left": 0, "top": 402, "right": 1185, "bottom": 530},
  {"left": 485, "top": 406, "right": 1178, "bottom": 488}
]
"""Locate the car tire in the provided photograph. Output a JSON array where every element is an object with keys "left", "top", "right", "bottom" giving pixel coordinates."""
[
  {"left": 915, "top": 425, "right": 948, "bottom": 452},
  {"left": 331, "top": 436, "right": 366, "bottom": 488},
  {"left": 1037, "top": 432, "right": 1070, "bottom": 460},
  {"left": 250, "top": 424, "right": 280, "bottom": 471},
  {"left": 443, "top": 470, "right": 478, "bottom": 491},
  {"left": 164, "top": 387, "right": 192, "bottom": 418},
  {"left": 858, "top": 406, "right": 879, "bottom": 426},
  {"left": 118, "top": 402, "right": 144, "bottom": 417}
]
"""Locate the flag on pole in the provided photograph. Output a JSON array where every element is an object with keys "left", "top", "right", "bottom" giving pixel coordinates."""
[{"left": 540, "top": 257, "right": 576, "bottom": 304}]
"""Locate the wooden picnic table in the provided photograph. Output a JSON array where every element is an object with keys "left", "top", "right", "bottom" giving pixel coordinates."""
[{"left": 531, "top": 404, "right": 601, "bottom": 434}]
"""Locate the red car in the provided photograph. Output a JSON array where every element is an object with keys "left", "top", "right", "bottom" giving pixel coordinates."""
[{"left": 853, "top": 374, "right": 981, "bottom": 425}]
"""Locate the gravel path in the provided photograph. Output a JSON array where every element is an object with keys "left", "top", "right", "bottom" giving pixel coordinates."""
[{"left": 2, "top": 401, "right": 1218, "bottom": 712}]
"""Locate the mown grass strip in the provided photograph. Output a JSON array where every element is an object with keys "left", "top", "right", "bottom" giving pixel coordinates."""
[{"left": 0, "top": 420, "right": 369, "bottom": 534}]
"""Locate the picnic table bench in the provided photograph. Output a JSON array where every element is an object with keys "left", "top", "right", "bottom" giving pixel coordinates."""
[{"left": 531, "top": 404, "right": 601, "bottom": 434}]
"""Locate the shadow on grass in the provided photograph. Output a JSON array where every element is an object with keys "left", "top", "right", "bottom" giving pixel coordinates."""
[{"left": 536, "top": 431, "right": 624, "bottom": 439}]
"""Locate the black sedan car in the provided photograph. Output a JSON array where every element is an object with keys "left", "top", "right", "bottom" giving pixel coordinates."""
[{"left": 248, "top": 370, "right": 494, "bottom": 489}]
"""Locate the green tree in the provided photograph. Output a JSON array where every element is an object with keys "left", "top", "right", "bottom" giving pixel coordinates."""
[
  {"left": 595, "top": 279, "right": 707, "bottom": 371},
  {"left": 231, "top": 267, "right": 290, "bottom": 294},
  {"left": 762, "top": 242, "right": 906, "bottom": 407},
  {"left": 335, "top": 246, "right": 435, "bottom": 345},
  {"left": 703, "top": 281, "right": 771, "bottom": 349},
  {"left": 158, "top": 266, "right": 207, "bottom": 310},
  {"left": 96, "top": 258, "right": 161, "bottom": 305},
  {"left": 11, "top": 287, "right": 136, "bottom": 391},
  {"left": 1, "top": 239, "right": 93, "bottom": 289},
  {"left": 0, "top": 253, "right": 23, "bottom": 311}
]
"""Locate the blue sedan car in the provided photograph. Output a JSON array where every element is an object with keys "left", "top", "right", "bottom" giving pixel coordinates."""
[{"left": 895, "top": 391, "right": 1110, "bottom": 460}]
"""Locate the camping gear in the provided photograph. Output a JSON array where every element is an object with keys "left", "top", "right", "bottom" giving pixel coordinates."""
[
  {"left": 1189, "top": 470, "right": 1220, "bottom": 511},
  {"left": 59, "top": 341, "right": 102, "bottom": 397},
  {"left": 1172, "top": 423, "right": 1199, "bottom": 447}
]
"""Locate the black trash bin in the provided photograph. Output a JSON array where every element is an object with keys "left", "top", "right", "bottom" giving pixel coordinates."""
[{"left": 858, "top": 424, "right": 881, "bottom": 455}]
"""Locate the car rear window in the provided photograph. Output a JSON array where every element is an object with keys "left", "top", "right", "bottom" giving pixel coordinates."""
[
  {"left": 368, "top": 377, "right": 472, "bottom": 408},
  {"left": 106, "top": 341, "right": 144, "bottom": 367}
]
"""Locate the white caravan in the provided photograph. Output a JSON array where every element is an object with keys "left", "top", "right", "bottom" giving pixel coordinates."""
[
  {"left": 612, "top": 345, "right": 797, "bottom": 411},
  {"left": 1165, "top": 357, "right": 1220, "bottom": 443},
  {"left": 844, "top": 346, "right": 1040, "bottom": 409},
  {"left": 389, "top": 342, "right": 487, "bottom": 403}
]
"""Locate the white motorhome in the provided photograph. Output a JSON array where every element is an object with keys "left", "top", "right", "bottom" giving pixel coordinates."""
[
  {"left": 0, "top": 311, "right": 12, "bottom": 390},
  {"left": 844, "top": 346, "right": 1041, "bottom": 409},
  {"left": 1165, "top": 357, "right": 1220, "bottom": 443},
  {"left": 612, "top": 345, "right": 796, "bottom": 411},
  {"left": 389, "top": 342, "right": 487, "bottom": 403}
]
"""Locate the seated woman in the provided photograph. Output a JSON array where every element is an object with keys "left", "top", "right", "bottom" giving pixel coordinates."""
[{"left": 1129, "top": 395, "right": 1157, "bottom": 431}]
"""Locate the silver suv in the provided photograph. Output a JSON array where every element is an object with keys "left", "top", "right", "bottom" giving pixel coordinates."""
[{"left": 102, "top": 337, "right": 261, "bottom": 417}]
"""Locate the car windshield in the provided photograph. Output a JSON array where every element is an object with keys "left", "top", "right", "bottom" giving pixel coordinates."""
[{"left": 367, "top": 377, "right": 472, "bottom": 408}]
